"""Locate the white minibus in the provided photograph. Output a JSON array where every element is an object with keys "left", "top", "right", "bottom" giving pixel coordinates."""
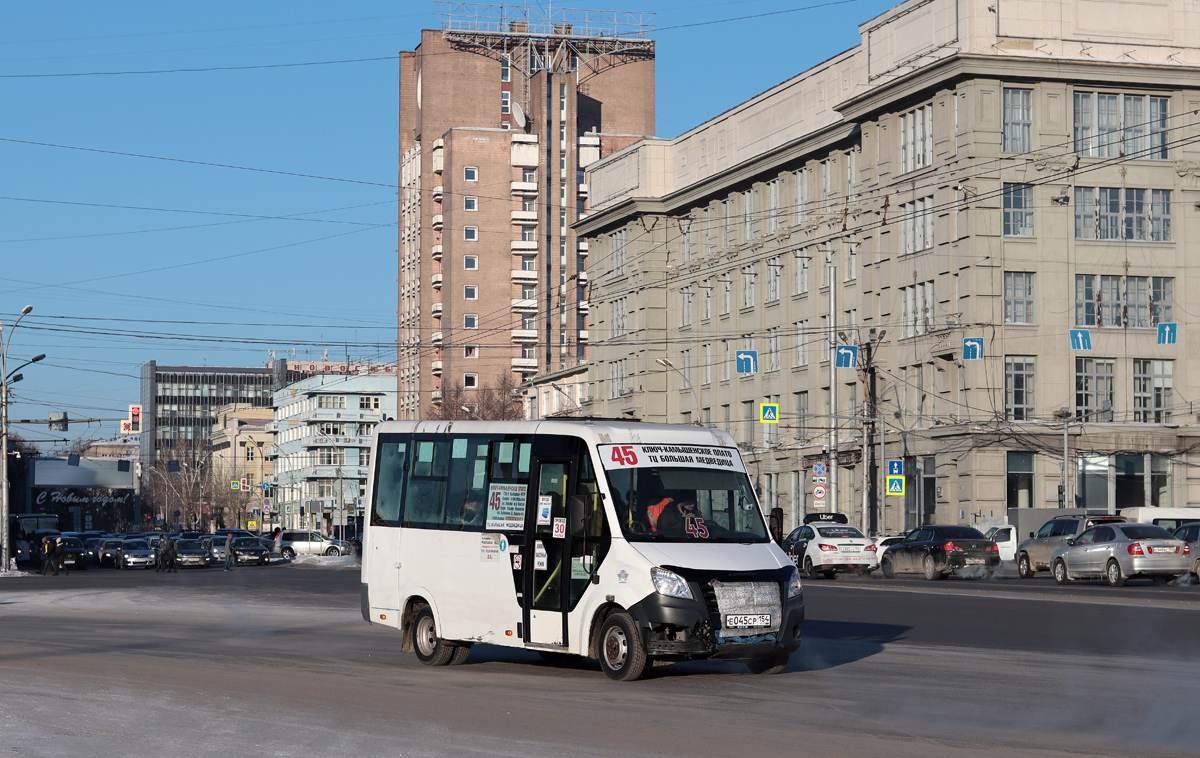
[{"left": 360, "top": 419, "right": 804, "bottom": 680}]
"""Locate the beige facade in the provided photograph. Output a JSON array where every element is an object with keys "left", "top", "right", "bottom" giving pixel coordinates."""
[
  {"left": 397, "top": 10, "right": 655, "bottom": 418},
  {"left": 580, "top": 0, "right": 1200, "bottom": 535},
  {"left": 209, "top": 404, "right": 274, "bottom": 492}
]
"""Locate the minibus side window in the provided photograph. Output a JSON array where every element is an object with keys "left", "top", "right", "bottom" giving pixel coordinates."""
[
  {"left": 443, "top": 436, "right": 493, "bottom": 531},
  {"left": 404, "top": 439, "right": 450, "bottom": 528},
  {"left": 371, "top": 437, "right": 408, "bottom": 527}
]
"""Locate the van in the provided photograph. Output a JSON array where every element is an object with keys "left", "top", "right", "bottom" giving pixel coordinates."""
[
  {"left": 1117, "top": 507, "right": 1200, "bottom": 534},
  {"left": 982, "top": 525, "right": 1018, "bottom": 562}
]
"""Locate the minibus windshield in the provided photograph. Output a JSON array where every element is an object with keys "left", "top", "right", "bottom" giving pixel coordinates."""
[{"left": 605, "top": 464, "right": 769, "bottom": 543}]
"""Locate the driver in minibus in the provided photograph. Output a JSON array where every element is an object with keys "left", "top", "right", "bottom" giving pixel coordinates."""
[{"left": 650, "top": 491, "right": 700, "bottom": 535}]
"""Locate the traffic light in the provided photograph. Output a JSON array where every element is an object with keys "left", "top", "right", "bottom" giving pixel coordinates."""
[
  {"left": 300, "top": 507, "right": 307, "bottom": 517},
  {"left": 128, "top": 404, "right": 142, "bottom": 434}
]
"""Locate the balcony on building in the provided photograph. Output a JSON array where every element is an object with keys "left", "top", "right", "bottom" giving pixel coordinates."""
[
  {"left": 431, "top": 244, "right": 443, "bottom": 261},
  {"left": 431, "top": 360, "right": 442, "bottom": 376},
  {"left": 511, "top": 329, "right": 538, "bottom": 343},
  {"left": 511, "top": 239, "right": 538, "bottom": 253},
  {"left": 511, "top": 298, "right": 538, "bottom": 313},
  {"left": 577, "top": 271, "right": 588, "bottom": 285},
  {"left": 431, "top": 272, "right": 443, "bottom": 289},
  {"left": 511, "top": 180, "right": 538, "bottom": 196},
  {"left": 432, "top": 331, "right": 443, "bottom": 346},
  {"left": 577, "top": 238, "right": 588, "bottom": 255},
  {"left": 431, "top": 302, "right": 443, "bottom": 318},
  {"left": 432, "top": 184, "right": 443, "bottom": 202},
  {"left": 511, "top": 269, "right": 538, "bottom": 285},
  {"left": 577, "top": 182, "right": 589, "bottom": 198},
  {"left": 431, "top": 138, "right": 444, "bottom": 174},
  {"left": 431, "top": 214, "right": 444, "bottom": 231},
  {"left": 511, "top": 210, "right": 538, "bottom": 226},
  {"left": 511, "top": 357, "right": 539, "bottom": 372},
  {"left": 432, "top": 389, "right": 443, "bottom": 403},
  {"left": 510, "top": 133, "right": 539, "bottom": 167},
  {"left": 578, "top": 300, "right": 589, "bottom": 314},
  {"left": 578, "top": 134, "right": 600, "bottom": 168},
  {"left": 578, "top": 330, "right": 589, "bottom": 342}
]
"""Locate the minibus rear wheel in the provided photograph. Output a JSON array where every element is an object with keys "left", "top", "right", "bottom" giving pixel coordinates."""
[{"left": 598, "top": 612, "right": 646, "bottom": 681}]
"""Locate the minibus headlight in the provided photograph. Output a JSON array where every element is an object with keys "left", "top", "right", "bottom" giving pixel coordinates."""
[
  {"left": 786, "top": 566, "right": 804, "bottom": 598},
  {"left": 651, "top": 567, "right": 693, "bottom": 600}
]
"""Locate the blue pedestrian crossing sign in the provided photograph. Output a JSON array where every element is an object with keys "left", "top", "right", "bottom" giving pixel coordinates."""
[
  {"left": 1069, "top": 329, "right": 1092, "bottom": 350},
  {"left": 888, "top": 460, "right": 903, "bottom": 477},
  {"left": 886, "top": 476, "right": 905, "bottom": 496},
  {"left": 736, "top": 350, "right": 758, "bottom": 374},
  {"left": 1158, "top": 323, "right": 1178, "bottom": 345},
  {"left": 835, "top": 344, "right": 858, "bottom": 368},
  {"left": 760, "top": 403, "right": 779, "bottom": 423},
  {"left": 284, "top": 504, "right": 294, "bottom": 515},
  {"left": 962, "top": 338, "right": 983, "bottom": 360}
]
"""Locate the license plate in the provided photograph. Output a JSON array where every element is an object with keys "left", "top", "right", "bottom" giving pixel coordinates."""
[
  {"left": 965, "top": 557, "right": 986, "bottom": 565},
  {"left": 1151, "top": 546, "right": 1176, "bottom": 554},
  {"left": 841, "top": 547, "right": 859, "bottom": 553},
  {"left": 726, "top": 614, "right": 772, "bottom": 629}
]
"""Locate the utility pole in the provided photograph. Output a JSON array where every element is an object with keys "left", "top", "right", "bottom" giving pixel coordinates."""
[
  {"left": 827, "top": 250, "right": 838, "bottom": 514},
  {"left": 1, "top": 305, "right": 34, "bottom": 572}
]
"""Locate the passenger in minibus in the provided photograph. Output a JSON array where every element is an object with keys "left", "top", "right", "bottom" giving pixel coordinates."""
[
  {"left": 654, "top": 493, "right": 700, "bottom": 535},
  {"left": 460, "top": 490, "right": 486, "bottom": 527}
]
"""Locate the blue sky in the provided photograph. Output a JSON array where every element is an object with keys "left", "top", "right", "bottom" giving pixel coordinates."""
[{"left": 1, "top": 0, "right": 896, "bottom": 451}]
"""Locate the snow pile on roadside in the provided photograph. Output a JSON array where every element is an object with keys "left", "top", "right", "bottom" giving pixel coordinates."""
[{"left": 279, "top": 553, "right": 359, "bottom": 570}]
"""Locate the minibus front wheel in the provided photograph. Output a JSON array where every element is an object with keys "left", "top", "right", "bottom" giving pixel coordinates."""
[{"left": 598, "top": 611, "right": 647, "bottom": 682}]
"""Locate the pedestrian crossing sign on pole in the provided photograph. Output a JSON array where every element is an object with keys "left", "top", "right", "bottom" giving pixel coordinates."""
[
  {"left": 760, "top": 403, "right": 779, "bottom": 423},
  {"left": 887, "top": 476, "right": 905, "bottom": 496}
]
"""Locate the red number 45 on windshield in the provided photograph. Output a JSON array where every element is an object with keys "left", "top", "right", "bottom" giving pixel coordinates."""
[{"left": 610, "top": 445, "right": 639, "bottom": 466}]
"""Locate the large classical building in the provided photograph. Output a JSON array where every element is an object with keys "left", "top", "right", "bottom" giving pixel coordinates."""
[
  {"left": 396, "top": 5, "right": 655, "bottom": 418},
  {"left": 580, "top": 0, "right": 1200, "bottom": 534}
]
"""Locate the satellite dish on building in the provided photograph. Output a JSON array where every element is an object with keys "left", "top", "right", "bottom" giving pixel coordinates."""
[{"left": 511, "top": 101, "right": 527, "bottom": 129}]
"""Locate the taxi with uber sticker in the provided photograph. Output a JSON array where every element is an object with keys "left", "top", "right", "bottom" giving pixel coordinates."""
[{"left": 781, "top": 513, "right": 878, "bottom": 579}]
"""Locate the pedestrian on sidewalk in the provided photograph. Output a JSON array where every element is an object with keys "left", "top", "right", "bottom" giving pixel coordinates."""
[{"left": 223, "top": 533, "right": 234, "bottom": 571}]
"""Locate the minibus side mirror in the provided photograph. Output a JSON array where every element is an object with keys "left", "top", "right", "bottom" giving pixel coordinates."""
[{"left": 568, "top": 495, "right": 588, "bottom": 538}]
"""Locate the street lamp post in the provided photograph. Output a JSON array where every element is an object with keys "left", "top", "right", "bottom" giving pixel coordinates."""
[
  {"left": 656, "top": 358, "right": 701, "bottom": 424},
  {"left": 1, "top": 305, "right": 35, "bottom": 571}
]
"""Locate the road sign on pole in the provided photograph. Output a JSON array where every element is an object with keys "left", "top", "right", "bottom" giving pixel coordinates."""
[
  {"left": 887, "top": 476, "right": 905, "bottom": 496},
  {"left": 813, "top": 484, "right": 827, "bottom": 500},
  {"left": 813, "top": 461, "right": 827, "bottom": 477},
  {"left": 962, "top": 338, "right": 983, "bottom": 360},
  {"left": 835, "top": 344, "right": 858, "bottom": 368},
  {"left": 760, "top": 403, "right": 779, "bottom": 423},
  {"left": 888, "top": 460, "right": 903, "bottom": 477},
  {"left": 1069, "top": 329, "right": 1092, "bottom": 350},
  {"left": 735, "top": 350, "right": 759, "bottom": 374},
  {"left": 1157, "top": 323, "right": 1178, "bottom": 345}
]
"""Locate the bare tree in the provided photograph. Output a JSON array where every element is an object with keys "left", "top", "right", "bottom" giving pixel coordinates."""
[
  {"left": 424, "top": 373, "right": 523, "bottom": 421},
  {"left": 144, "top": 439, "right": 213, "bottom": 530}
]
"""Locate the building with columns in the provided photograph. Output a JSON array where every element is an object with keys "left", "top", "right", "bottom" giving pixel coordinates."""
[{"left": 580, "top": 0, "right": 1200, "bottom": 535}]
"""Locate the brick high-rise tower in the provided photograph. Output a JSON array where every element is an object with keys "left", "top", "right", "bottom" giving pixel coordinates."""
[{"left": 397, "top": 5, "right": 655, "bottom": 418}]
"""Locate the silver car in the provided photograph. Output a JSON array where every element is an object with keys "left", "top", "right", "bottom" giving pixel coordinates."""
[
  {"left": 1050, "top": 522, "right": 1191, "bottom": 586},
  {"left": 1016, "top": 515, "right": 1126, "bottom": 578},
  {"left": 118, "top": 539, "right": 157, "bottom": 570},
  {"left": 1170, "top": 522, "right": 1200, "bottom": 578},
  {"left": 276, "top": 530, "right": 351, "bottom": 558}
]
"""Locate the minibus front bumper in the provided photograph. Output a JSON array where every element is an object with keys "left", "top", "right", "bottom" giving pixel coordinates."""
[{"left": 627, "top": 565, "right": 804, "bottom": 661}]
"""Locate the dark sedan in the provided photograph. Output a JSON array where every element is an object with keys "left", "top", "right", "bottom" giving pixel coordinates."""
[
  {"left": 173, "top": 539, "right": 211, "bottom": 569},
  {"left": 230, "top": 537, "right": 270, "bottom": 565},
  {"left": 880, "top": 525, "right": 1000, "bottom": 580},
  {"left": 58, "top": 537, "right": 89, "bottom": 571}
]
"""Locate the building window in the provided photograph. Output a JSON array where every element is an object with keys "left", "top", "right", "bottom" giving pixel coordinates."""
[
  {"left": 520, "top": 313, "right": 535, "bottom": 330},
  {"left": 721, "top": 277, "right": 732, "bottom": 315},
  {"left": 464, "top": 166, "right": 478, "bottom": 182},
  {"left": 461, "top": 373, "right": 478, "bottom": 389},
  {"left": 794, "top": 169, "right": 808, "bottom": 224},
  {"left": 901, "top": 196, "right": 934, "bottom": 254},
  {"left": 742, "top": 400, "right": 756, "bottom": 448},
  {"left": 463, "top": 195, "right": 478, "bottom": 211},
  {"left": 793, "top": 252, "right": 809, "bottom": 295},
  {"left": 766, "top": 257, "right": 781, "bottom": 302},
  {"left": 500, "top": 54, "right": 510, "bottom": 82},
  {"left": 767, "top": 327, "right": 781, "bottom": 372},
  {"left": 900, "top": 104, "right": 933, "bottom": 173},
  {"left": 1074, "top": 92, "right": 1170, "bottom": 159},
  {"left": 521, "top": 225, "right": 536, "bottom": 242},
  {"left": 794, "top": 320, "right": 809, "bottom": 367},
  {"left": 681, "top": 288, "right": 693, "bottom": 327},
  {"left": 764, "top": 395, "right": 780, "bottom": 444},
  {"left": 609, "top": 296, "right": 628, "bottom": 337},
  {"left": 501, "top": 91, "right": 511, "bottom": 114},
  {"left": 1003, "top": 184, "right": 1034, "bottom": 236},
  {"left": 767, "top": 179, "right": 781, "bottom": 232},
  {"left": 317, "top": 447, "right": 345, "bottom": 466},
  {"left": 1004, "top": 272, "right": 1034, "bottom": 324},
  {"left": 680, "top": 220, "right": 693, "bottom": 261},
  {"left": 702, "top": 344, "right": 712, "bottom": 386},
  {"left": 1133, "top": 359, "right": 1173, "bottom": 423},
  {"left": 1002, "top": 89, "right": 1032, "bottom": 153},
  {"left": 1007, "top": 452, "right": 1035, "bottom": 509},
  {"left": 245, "top": 446, "right": 255, "bottom": 462},
  {"left": 464, "top": 255, "right": 478, "bottom": 271},
  {"left": 464, "top": 285, "right": 478, "bottom": 300},
  {"left": 317, "top": 396, "right": 346, "bottom": 410},
  {"left": 611, "top": 229, "right": 628, "bottom": 276},
  {"left": 702, "top": 279, "right": 712, "bottom": 320},
  {"left": 1076, "top": 187, "right": 1171, "bottom": 241},
  {"left": 609, "top": 359, "right": 628, "bottom": 398},
  {"left": 821, "top": 159, "right": 833, "bottom": 211},
  {"left": 464, "top": 226, "right": 479, "bottom": 241},
  {"left": 1075, "top": 274, "right": 1172, "bottom": 327},
  {"left": 741, "top": 265, "right": 755, "bottom": 309},
  {"left": 900, "top": 280, "right": 936, "bottom": 337},
  {"left": 463, "top": 345, "right": 478, "bottom": 359},
  {"left": 1075, "top": 357, "right": 1115, "bottom": 421},
  {"left": 794, "top": 391, "right": 809, "bottom": 438},
  {"left": 464, "top": 314, "right": 478, "bottom": 329},
  {"left": 1005, "top": 356, "right": 1035, "bottom": 421}
]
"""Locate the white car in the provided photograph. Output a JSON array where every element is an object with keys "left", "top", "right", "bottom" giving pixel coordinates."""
[
  {"left": 782, "top": 517, "right": 878, "bottom": 579},
  {"left": 872, "top": 534, "right": 906, "bottom": 560},
  {"left": 982, "top": 525, "right": 1018, "bottom": 562}
]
